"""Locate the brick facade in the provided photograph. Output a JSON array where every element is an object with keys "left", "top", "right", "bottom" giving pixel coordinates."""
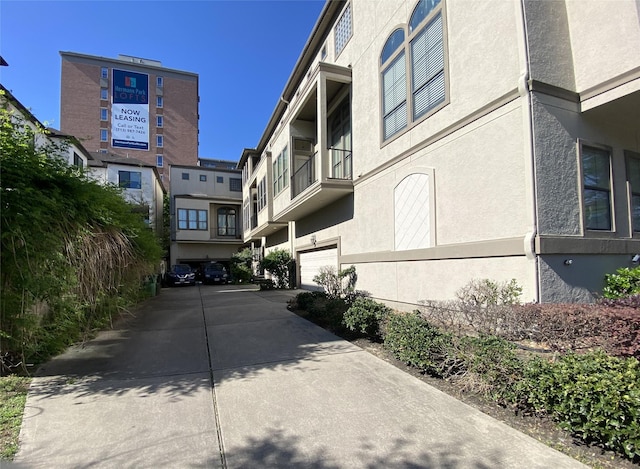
[{"left": 60, "top": 52, "right": 198, "bottom": 187}]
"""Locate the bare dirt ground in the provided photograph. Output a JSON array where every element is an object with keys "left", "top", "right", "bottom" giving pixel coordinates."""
[{"left": 348, "top": 337, "right": 638, "bottom": 469}]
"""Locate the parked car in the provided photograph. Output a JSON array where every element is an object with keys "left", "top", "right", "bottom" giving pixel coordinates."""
[
  {"left": 203, "top": 262, "right": 229, "bottom": 285},
  {"left": 165, "top": 264, "right": 196, "bottom": 286}
]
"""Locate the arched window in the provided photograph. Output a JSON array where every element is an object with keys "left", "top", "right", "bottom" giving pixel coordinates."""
[
  {"left": 394, "top": 173, "right": 432, "bottom": 250},
  {"left": 381, "top": 0, "right": 446, "bottom": 141},
  {"left": 217, "top": 207, "right": 237, "bottom": 237}
]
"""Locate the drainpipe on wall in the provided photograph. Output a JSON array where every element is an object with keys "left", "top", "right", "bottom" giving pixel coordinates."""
[{"left": 518, "top": 0, "right": 541, "bottom": 303}]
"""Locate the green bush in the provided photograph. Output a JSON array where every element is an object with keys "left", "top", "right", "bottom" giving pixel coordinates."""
[
  {"left": 230, "top": 248, "right": 253, "bottom": 283},
  {"left": 1, "top": 92, "right": 162, "bottom": 369},
  {"left": 342, "top": 297, "right": 390, "bottom": 338},
  {"left": 603, "top": 266, "right": 640, "bottom": 299},
  {"left": 516, "top": 351, "right": 640, "bottom": 460},
  {"left": 293, "top": 291, "right": 348, "bottom": 332},
  {"left": 383, "top": 312, "right": 454, "bottom": 376},
  {"left": 455, "top": 335, "right": 524, "bottom": 401},
  {"left": 260, "top": 249, "right": 293, "bottom": 289}
]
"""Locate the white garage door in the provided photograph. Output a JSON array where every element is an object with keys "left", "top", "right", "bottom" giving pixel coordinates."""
[{"left": 299, "top": 247, "right": 338, "bottom": 290}]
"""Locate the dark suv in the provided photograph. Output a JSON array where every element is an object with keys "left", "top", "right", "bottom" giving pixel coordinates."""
[
  {"left": 203, "top": 263, "right": 229, "bottom": 285},
  {"left": 165, "top": 264, "right": 196, "bottom": 287}
]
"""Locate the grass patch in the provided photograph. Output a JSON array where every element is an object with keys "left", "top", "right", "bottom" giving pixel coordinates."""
[{"left": 0, "top": 376, "right": 31, "bottom": 459}]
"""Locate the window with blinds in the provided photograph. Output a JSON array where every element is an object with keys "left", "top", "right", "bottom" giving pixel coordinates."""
[
  {"left": 411, "top": 13, "right": 445, "bottom": 120},
  {"left": 380, "top": 0, "right": 446, "bottom": 142}
]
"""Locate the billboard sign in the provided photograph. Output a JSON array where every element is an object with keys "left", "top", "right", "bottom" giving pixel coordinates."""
[{"left": 112, "top": 69, "right": 149, "bottom": 150}]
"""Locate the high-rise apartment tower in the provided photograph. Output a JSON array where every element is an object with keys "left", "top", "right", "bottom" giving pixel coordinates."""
[{"left": 60, "top": 52, "right": 199, "bottom": 186}]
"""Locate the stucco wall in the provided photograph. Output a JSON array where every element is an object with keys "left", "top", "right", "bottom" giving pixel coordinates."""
[
  {"left": 349, "top": 255, "right": 535, "bottom": 309},
  {"left": 565, "top": 0, "right": 640, "bottom": 93}
]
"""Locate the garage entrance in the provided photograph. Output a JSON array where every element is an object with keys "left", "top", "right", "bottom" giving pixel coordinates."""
[{"left": 298, "top": 247, "right": 338, "bottom": 291}]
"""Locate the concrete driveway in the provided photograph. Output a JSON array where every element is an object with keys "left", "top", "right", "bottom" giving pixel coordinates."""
[{"left": 12, "top": 285, "right": 587, "bottom": 468}]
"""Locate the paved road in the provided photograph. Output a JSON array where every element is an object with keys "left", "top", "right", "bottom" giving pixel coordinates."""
[{"left": 12, "top": 285, "right": 587, "bottom": 468}]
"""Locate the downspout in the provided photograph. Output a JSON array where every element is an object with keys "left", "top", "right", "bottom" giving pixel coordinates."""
[{"left": 518, "top": 0, "right": 541, "bottom": 303}]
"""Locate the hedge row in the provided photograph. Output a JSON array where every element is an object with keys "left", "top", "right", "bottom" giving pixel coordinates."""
[
  {"left": 383, "top": 310, "right": 640, "bottom": 461},
  {"left": 293, "top": 291, "right": 640, "bottom": 461}
]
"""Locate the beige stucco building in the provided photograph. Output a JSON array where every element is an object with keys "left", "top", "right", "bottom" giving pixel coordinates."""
[
  {"left": 238, "top": 0, "right": 640, "bottom": 306},
  {"left": 169, "top": 165, "right": 244, "bottom": 270}
]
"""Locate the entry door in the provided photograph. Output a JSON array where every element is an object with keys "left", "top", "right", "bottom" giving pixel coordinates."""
[{"left": 299, "top": 248, "right": 338, "bottom": 290}]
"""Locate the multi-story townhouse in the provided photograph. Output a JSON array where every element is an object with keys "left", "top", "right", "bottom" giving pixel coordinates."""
[
  {"left": 238, "top": 0, "right": 640, "bottom": 305},
  {"left": 169, "top": 165, "right": 244, "bottom": 271},
  {"left": 60, "top": 52, "right": 199, "bottom": 188},
  {"left": 88, "top": 154, "right": 165, "bottom": 234}
]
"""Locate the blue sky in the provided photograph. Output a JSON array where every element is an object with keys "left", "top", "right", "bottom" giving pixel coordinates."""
[{"left": 0, "top": 0, "right": 325, "bottom": 161}]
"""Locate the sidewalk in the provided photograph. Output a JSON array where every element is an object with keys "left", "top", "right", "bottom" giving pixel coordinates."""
[{"left": 12, "top": 285, "right": 588, "bottom": 468}]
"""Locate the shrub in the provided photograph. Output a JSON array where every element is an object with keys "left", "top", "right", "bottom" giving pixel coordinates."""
[
  {"left": 230, "top": 248, "right": 253, "bottom": 283},
  {"left": 419, "top": 278, "right": 523, "bottom": 336},
  {"left": 293, "top": 291, "right": 348, "bottom": 332},
  {"left": 511, "top": 303, "right": 640, "bottom": 358},
  {"left": 454, "top": 335, "right": 524, "bottom": 401},
  {"left": 313, "top": 265, "right": 358, "bottom": 299},
  {"left": 384, "top": 312, "right": 454, "bottom": 377},
  {"left": 516, "top": 351, "right": 640, "bottom": 460},
  {"left": 260, "top": 249, "right": 293, "bottom": 289},
  {"left": 603, "top": 266, "right": 640, "bottom": 299},
  {"left": 343, "top": 297, "right": 391, "bottom": 338}
]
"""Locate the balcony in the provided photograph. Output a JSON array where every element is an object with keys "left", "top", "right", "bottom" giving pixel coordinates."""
[
  {"left": 330, "top": 148, "right": 352, "bottom": 180},
  {"left": 293, "top": 152, "right": 317, "bottom": 198}
]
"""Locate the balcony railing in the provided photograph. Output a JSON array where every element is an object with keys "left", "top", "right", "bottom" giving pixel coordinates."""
[
  {"left": 330, "top": 148, "right": 352, "bottom": 180},
  {"left": 292, "top": 152, "right": 317, "bottom": 198}
]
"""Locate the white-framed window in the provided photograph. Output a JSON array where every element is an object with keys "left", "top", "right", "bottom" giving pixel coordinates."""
[
  {"left": 625, "top": 151, "right": 640, "bottom": 232},
  {"left": 335, "top": 3, "right": 352, "bottom": 56},
  {"left": 200, "top": 174, "right": 207, "bottom": 182},
  {"left": 273, "top": 146, "right": 289, "bottom": 195},
  {"left": 100, "top": 108, "right": 108, "bottom": 121},
  {"left": 100, "top": 129, "right": 108, "bottom": 142},
  {"left": 178, "top": 208, "right": 208, "bottom": 230},
  {"left": 101, "top": 67, "right": 108, "bottom": 79},
  {"left": 381, "top": 0, "right": 446, "bottom": 141},
  {"left": 157, "top": 135, "right": 163, "bottom": 147},
  {"left": 157, "top": 76, "right": 163, "bottom": 87},
  {"left": 100, "top": 88, "right": 108, "bottom": 100},
  {"left": 118, "top": 170, "right": 142, "bottom": 189},
  {"left": 157, "top": 96, "right": 163, "bottom": 108},
  {"left": 230, "top": 178, "right": 242, "bottom": 192},
  {"left": 157, "top": 115, "right": 163, "bottom": 127},
  {"left": 156, "top": 155, "right": 164, "bottom": 168},
  {"left": 581, "top": 144, "right": 613, "bottom": 231},
  {"left": 257, "top": 177, "right": 267, "bottom": 212}
]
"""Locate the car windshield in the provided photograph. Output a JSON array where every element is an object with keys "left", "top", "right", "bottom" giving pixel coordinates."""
[
  {"left": 173, "top": 264, "right": 192, "bottom": 273},
  {"left": 205, "top": 263, "right": 225, "bottom": 272}
]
